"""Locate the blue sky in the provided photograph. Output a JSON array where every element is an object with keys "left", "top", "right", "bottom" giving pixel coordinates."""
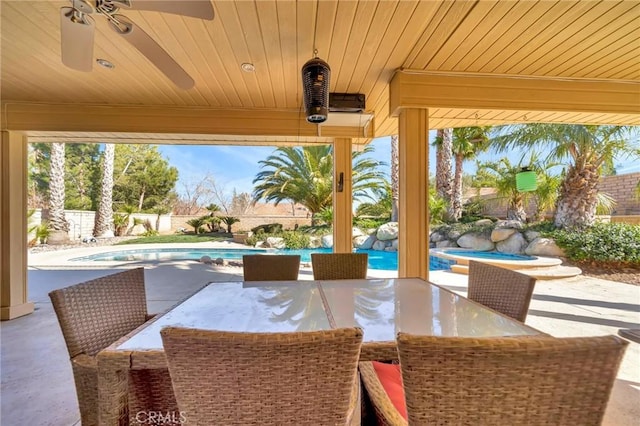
[{"left": 158, "top": 132, "right": 639, "bottom": 199}]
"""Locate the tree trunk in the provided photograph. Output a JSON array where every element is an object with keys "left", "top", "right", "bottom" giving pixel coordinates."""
[
  {"left": 93, "top": 143, "right": 115, "bottom": 237},
  {"left": 435, "top": 128, "right": 453, "bottom": 199},
  {"left": 507, "top": 193, "right": 527, "bottom": 222},
  {"left": 48, "top": 143, "right": 70, "bottom": 244},
  {"left": 451, "top": 153, "right": 464, "bottom": 221},
  {"left": 138, "top": 187, "right": 146, "bottom": 211},
  {"left": 390, "top": 135, "right": 399, "bottom": 222},
  {"left": 554, "top": 162, "right": 600, "bottom": 229}
]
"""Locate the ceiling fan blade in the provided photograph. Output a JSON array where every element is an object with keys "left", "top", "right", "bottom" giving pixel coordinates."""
[
  {"left": 109, "top": 15, "right": 195, "bottom": 89},
  {"left": 110, "top": 0, "right": 214, "bottom": 20},
  {"left": 60, "top": 7, "right": 95, "bottom": 72}
]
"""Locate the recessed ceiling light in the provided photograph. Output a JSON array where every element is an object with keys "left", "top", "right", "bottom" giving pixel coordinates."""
[
  {"left": 241, "top": 63, "right": 255, "bottom": 72},
  {"left": 96, "top": 58, "right": 115, "bottom": 69}
]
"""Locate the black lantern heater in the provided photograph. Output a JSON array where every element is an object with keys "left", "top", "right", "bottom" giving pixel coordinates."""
[{"left": 301, "top": 56, "right": 331, "bottom": 124}]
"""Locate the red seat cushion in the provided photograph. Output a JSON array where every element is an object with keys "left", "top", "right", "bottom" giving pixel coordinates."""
[{"left": 371, "top": 361, "right": 407, "bottom": 420}]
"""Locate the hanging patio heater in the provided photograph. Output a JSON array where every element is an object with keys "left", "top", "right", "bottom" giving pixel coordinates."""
[
  {"left": 301, "top": 55, "right": 331, "bottom": 124},
  {"left": 516, "top": 167, "right": 538, "bottom": 192}
]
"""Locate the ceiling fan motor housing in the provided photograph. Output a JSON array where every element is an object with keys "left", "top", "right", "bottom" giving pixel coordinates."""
[{"left": 302, "top": 57, "right": 331, "bottom": 124}]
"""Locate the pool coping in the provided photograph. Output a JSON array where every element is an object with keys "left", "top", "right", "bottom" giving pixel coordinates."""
[{"left": 28, "top": 241, "right": 264, "bottom": 268}]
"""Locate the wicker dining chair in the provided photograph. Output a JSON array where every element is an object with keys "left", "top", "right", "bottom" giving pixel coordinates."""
[
  {"left": 311, "top": 253, "right": 368, "bottom": 280},
  {"left": 242, "top": 254, "right": 301, "bottom": 281},
  {"left": 468, "top": 260, "right": 537, "bottom": 322},
  {"left": 161, "top": 326, "right": 364, "bottom": 426},
  {"left": 360, "top": 333, "right": 628, "bottom": 426},
  {"left": 49, "top": 268, "right": 154, "bottom": 426}
]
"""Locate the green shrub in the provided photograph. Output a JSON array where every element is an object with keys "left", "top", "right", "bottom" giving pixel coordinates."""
[
  {"left": 113, "top": 212, "right": 130, "bottom": 236},
  {"left": 245, "top": 234, "right": 260, "bottom": 246},
  {"left": 551, "top": 222, "right": 640, "bottom": 263},
  {"left": 281, "top": 231, "right": 311, "bottom": 249},
  {"left": 245, "top": 230, "right": 311, "bottom": 249},
  {"left": 298, "top": 224, "right": 332, "bottom": 235},
  {"left": 523, "top": 220, "right": 556, "bottom": 234},
  {"left": 142, "top": 229, "right": 159, "bottom": 237},
  {"left": 353, "top": 217, "right": 387, "bottom": 230},
  {"left": 35, "top": 221, "right": 51, "bottom": 244},
  {"left": 251, "top": 223, "right": 283, "bottom": 234}
]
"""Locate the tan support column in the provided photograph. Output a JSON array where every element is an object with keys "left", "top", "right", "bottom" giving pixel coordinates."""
[
  {"left": 398, "top": 109, "right": 429, "bottom": 280},
  {"left": 333, "top": 138, "right": 353, "bottom": 253},
  {"left": 1, "top": 131, "right": 34, "bottom": 320}
]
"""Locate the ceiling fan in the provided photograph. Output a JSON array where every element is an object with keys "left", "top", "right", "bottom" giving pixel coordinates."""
[{"left": 60, "top": 0, "right": 214, "bottom": 89}]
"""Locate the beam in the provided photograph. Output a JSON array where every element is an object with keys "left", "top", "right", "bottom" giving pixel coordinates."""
[
  {"left": 1, "top": 131, "right": 34, "bottom": 320},
  {"left": 1, "top": 103, "right": 375, "bottom": 139},
  {"left": 397, "top": 109, "right": 429, "bottom": 280},
  {"left": 390, "top": 70, "right": 640, "bottom": 118},
  {"left": 333, "top": 138, "right": 353, "bottom": 254}
]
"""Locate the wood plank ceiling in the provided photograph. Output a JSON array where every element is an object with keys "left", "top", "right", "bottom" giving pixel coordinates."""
[{"left": 1, "top": 0, "right": 638, "bottom": 144}]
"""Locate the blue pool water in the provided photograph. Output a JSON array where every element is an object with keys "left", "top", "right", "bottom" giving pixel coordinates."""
[
  {"left": 442, "top": 250, "right": 535, "bottom": 261},
  {"left": 70, "top": 247, "right": 455, "bottom": 271}
]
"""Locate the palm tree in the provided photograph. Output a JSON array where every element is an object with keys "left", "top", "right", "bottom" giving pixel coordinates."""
[
  {"left": 356, "top": 181, "right": 392, "bottom": 219},
  {"left": 491, "top": 124, "right": 638, "bottom": 229},
  {"left": 252, "top": 145, "right": 386, "bottom": 224},
  {"left": 220, "top": 216, "right": 240, "bottom": 233},
  {"left": 390, "top": 135, "right": 399, "bottom": 221},
  {"left": 433, "top": 128, "right": 453, "bottom": 211},
  {"left": 450, "top": 127, "right": 491, "bottom": 221},
  {"left": 93, "top": 143, "right": 115, "bottom": 237},
  {"left": 477, "top": 158, "right": 531, "bottom": 222},
  {"left": 47, "top": 143, "right": 69, "bottom": 244},
  {"left": 532, "top": 169, "right": 562, "bottom": 222}
]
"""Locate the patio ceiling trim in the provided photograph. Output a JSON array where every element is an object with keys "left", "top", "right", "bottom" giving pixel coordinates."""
[
  {"left": 1, "top": 102, "right": 375, "bottom": 139},
  {"left": 389, "top": 70, "right": 640, "bottom": 124},
  {"left": 24, "top": 132, "right": 336, "bottom": 147}
]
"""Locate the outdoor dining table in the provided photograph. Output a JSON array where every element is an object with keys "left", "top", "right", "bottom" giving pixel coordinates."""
[{"left": 96, "top": 277, "right": 541, "bottom": 425}]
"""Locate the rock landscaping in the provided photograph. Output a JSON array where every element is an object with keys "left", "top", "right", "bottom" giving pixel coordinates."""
[{"left": 251, "top": 219, "right": 565, "bottom": 258}]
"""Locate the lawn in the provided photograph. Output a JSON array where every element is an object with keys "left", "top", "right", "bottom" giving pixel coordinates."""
[{"left": 115, "top": 233, "right": 231, "bottom": 245}]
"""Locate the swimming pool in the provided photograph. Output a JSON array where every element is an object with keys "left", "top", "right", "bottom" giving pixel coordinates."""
[
  {"left": 438, "top": 249, "right": 535, "bottom": 261},
  {"left": 70, "top": 247, "right": 455, "bottom": 271}
]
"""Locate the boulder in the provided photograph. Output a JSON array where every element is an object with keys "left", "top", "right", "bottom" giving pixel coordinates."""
[
  {"left": 321, "top": 234, "right": 334, "bottom": 248},
  {"left": 436, "top": 240, "right": 458, "bottom": 248},
  {"left": 496, "top": 232, "right": 528, "bottom": 254},
  {"left": 354, "top": 234, "right": 376, "bottom": 249},
  {"left": 265, "top": 237, "right": 286, "bottom": 249},
  {"left": 391, "top": 239, "right": 399, "bottom": 250},
  {"left": 525, "top": 230, "right": 541, "bottom": 241},
  {"left": 372, "top": 240, "right": 388, "bottom": 251},
  {"left": 308, "top": 237, "right": 322, "bottom": 249},
  {"left": 491, "top": 228, "right": 517, "bottom": 242},
  {"left": 525, "top": 238, "right": 565, "bottom": 257},
  {"left": 495, "top": 220, "right": 524, "bottom": 230},
  {"left": 474, "top": 219, "right": 494, "bottom": 227},
  {"left": 447, "top": 230, "right": 462, "bottom": 240},
  {"left": 384, "top": 246, "right": 397, "bottom": 252},
  {"left": 457, "top": 233, "right": 494, "bottom": 251},
  {"left": 254, "top": 241, "right": 266, "bottom": 248},
  {"left": 352, "top": 227, "right": 365, "bottom": 238},
  {"left": 376, "top": 222, "right": 398, "bottom": 241},
  {"left": 430, "top": 232, "right": 445, "bottom": 242}
]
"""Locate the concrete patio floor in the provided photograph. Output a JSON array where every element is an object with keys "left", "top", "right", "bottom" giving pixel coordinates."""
[{"left": 1, "top": 257, "right": 638, "bottom": 425}]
